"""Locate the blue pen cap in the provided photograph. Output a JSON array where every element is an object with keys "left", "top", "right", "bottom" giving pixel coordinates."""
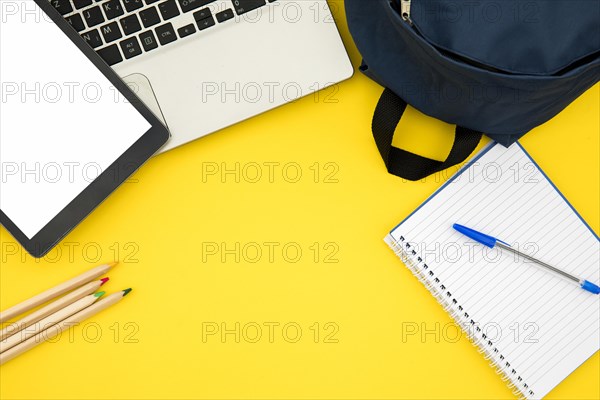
[
  {"left": 581, "top": 280, "right": 600, "bottom": 295},
  {"left": 453, "top": 224, "right": 498, "bottom": 248}
]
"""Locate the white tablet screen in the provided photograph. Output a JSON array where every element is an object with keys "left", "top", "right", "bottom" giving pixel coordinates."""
[{"left": 0, "top": 1, "right": 152, "bottom": 239}]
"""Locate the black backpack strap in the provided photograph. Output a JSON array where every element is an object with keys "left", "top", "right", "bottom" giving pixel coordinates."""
[{"left": 372, "top": 88, "right": 483, "bottom": 181}]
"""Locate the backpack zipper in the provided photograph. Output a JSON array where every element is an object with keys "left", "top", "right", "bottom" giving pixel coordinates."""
[{"left": 400, "top": 0, "right": 413, "bottom": 25}]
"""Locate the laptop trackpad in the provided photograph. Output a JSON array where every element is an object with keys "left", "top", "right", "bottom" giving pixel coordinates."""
[{"left": 122, "top": 73, "right": 169, "bottom": 129}]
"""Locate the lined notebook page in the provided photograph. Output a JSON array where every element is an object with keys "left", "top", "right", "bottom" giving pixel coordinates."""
[{"left": 387, "top": 143, "right": 599, "bottom": 399}]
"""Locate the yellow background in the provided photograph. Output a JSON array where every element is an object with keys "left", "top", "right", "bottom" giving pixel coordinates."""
[{"left": 1, "top": 1, "right": 598, "bottom": 398}]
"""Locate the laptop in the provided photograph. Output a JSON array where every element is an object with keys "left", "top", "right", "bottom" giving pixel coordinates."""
[{"left": 50, "top": 0, "right": 354, "bottom": 152}]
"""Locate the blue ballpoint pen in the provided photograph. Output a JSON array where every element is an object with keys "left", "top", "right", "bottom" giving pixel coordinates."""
[{"left": 453, "top": 223, "right": 600, "bottom": 295}]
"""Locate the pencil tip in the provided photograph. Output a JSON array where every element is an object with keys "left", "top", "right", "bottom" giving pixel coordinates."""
[
  {"left": 107, "top": 261, "right": 119, "bottom": 268},
  {"left": 100, "top": 277, "right": 109, "bottom": 286},
  {"left": 94, "top": 291, "right": 106, "bottom": 298},
  {"left": 122, "top": 288, "right": 132, "bottom": 297}
]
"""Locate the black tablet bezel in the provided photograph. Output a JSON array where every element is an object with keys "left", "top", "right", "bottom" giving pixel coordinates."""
[{"left": 0, "top": 0, "right": 170, "bottom": 258}]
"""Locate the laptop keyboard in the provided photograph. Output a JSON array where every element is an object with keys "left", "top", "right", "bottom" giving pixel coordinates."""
[{"left": 50, "top": 0, "right": 276, "bottom": 66}]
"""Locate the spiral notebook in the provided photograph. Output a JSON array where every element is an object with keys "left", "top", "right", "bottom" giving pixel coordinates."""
[{"left": 385, "top": 142, "right": 599, "bottom": 399}]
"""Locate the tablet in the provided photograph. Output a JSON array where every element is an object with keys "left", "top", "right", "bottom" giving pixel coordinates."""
[{"left": 0, "top": 0, "right": 170, "bottom": 257}]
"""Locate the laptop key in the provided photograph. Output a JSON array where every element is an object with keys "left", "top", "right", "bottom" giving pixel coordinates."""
[
  {"left": 100, "top": 21, "right": 123, "bottom": 43},
  {"left": 216, "top": 9, "right": 234, "bottom": 22},
  {"left": 120, "top": 37, "right": 143, "bottom": 59},
  {"left": 103, "top": 0, "right": 125, "bottom": 19},
  {"left": 232, "top": 0, "right": 265, "bottom": 15},
  {"left": 140, "top": 7, "right": 161, "bottom": 27},
  {"left": 50, "top": 0, "right": 73, "bottom": 15},
  {"left": 158, "top": 0, "right": 180, "bottom": 20},
  {"left": 177, "top": 23, "right": 196, "bottom": 38},
  {"left": 145, "top": 0, "right": 160, "bottom": 4},
  {"left": 178, "top": 0, "right": 215, "bottom": 13},
  {"left": 121, "top": 14, "right": 142, "bottom": 35},
  {"left": 123, "top": 0, "right": 144, "bottom": 12},
  {"left": 84, "top": 6, "right": 105, "bottom": 27},
  {"left": 66, "top": 14, "right": 86, "bottom": 32},
  {"left": 192, "top": 8, "right": 211, "bottom": 21},
  {"left": 73, "top": 0, "right": 93, "bottom": 9},
  {"left": 196, "top": 15, "right": 215, "bottom": 31},
  {"left": 81, "top": 29, "right": 103, "bottom": 48},
  {"left": 97, "top": 44, "right": 123, "bottom": 66},
  {"left": 155, "top": 22, "right": 177, "bottom": 45},
  {"left": 139, "top": 30, "right": 159, "bottom": 51}
]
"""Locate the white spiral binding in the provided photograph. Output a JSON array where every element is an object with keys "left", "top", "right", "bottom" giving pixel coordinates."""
[{"left": 387, "top": 235, "right": 534, "bottom": 399}]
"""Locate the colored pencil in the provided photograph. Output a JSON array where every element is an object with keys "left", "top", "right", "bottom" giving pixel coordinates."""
[
  {"left": 0, "top": 262, "right": 117, "bottom": 323},
  {"left": 0, "top": 289, "right": 131, "bottom": 365},
  {"left": 0, "top": 292, "right": 105, "bottom": 353},
  {"left": 0, "top": 278, "right": 109, "bottom": 341}
]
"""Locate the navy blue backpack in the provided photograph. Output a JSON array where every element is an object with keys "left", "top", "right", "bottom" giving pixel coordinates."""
[{"left": 345, "top": 0, "right": 600, "bottom": 180}]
